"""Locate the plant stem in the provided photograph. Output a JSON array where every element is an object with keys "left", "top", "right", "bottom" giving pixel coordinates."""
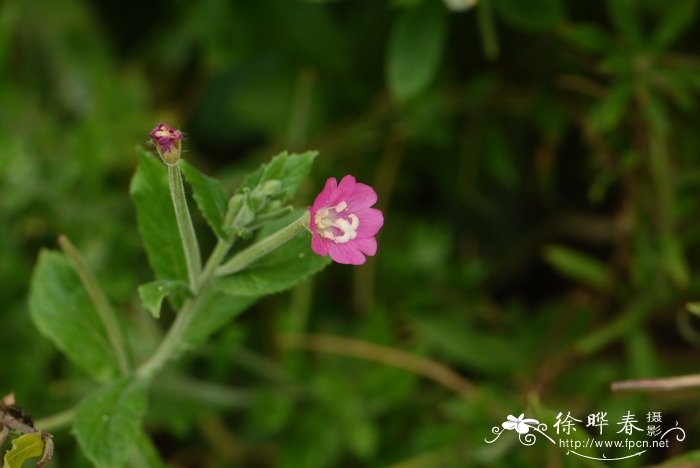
[
  {"left": 279, "top": 332, "right": 477, "bottom": 400},
  {"left": 477, "top": 0, "right": 499, "bottom": 60},
  {"left": 168, "top": 163, "right": 202, "bottom": 289},
  {"left": 138, "top": 213, "right": 309, "bottom": 379},
  {"left": 58, "top": 235, "right": 130, "bottom": 375},
  {"left": 216, "top": 212, "right": 310, "bottom": 276},
  {"left": 35, "top": 408, "right": 75, "bottom": 432},
  {"left": 611, "top": 374, "right": 700, "bottom": 392},
  {"left": 137, "top": 238, "right": 231, "bottom": 379}
]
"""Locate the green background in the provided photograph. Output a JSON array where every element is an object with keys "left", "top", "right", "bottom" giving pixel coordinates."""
[{"left": 2, "top": 0, "right": 700, "bottom": 465}]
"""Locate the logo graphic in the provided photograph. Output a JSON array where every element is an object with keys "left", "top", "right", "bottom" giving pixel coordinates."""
[{"left": 485, "top": 411, "right": 686, "bottom": 461}]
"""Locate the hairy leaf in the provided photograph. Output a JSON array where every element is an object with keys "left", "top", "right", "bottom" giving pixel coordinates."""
[
  {"left": 130, "top": 150, "right": 189, "bottom": 287},
  {"left": 138, "top": 280, "right": 191, "bottom": 319},
  {"left": 73, "top": 377, "right": 148, "bottom": 468},
  {"left": 237, "top": 151, "right": 318, "bottom": 204},
  {"left": 181, "top": 161, "right": 229, "bottom": 239},
  {"left": 29, "top": 250, "right": 119, "bottom": 380},
  {"left": 215, "top": 212, "right": 330, "bottom": 297},
  {"left": 184, "top": 290, "right": 257, "bottom": 347}
]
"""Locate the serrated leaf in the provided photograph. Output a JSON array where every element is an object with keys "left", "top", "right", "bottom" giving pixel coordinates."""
[
  {"left": 215, "top": 212, "right": 330, "bottom": 297},
  {"left": 3, "top": 433, "right": 45, "bottom": 468},
  {"left": 138, "top": 280, "right": 190, "bottom": 319},
  {"left": 29, "top": 250, "right": 119, "bottom": 381},
  {"left": 237, "top": 151, "right": 318, "bottom": 204},
  {"left": 184, "top": 289, "right": 257, "bottom": 347},
  {"left": 543, "top": 244, "right": 611, "bottom": 291},
  {"left": 180, "top": 161, "right": 229, "bottom": 239},
  {"left": 130, "top": 150, "right": 189, "bottom": 289},
  {"left": 386, "top": 1, "right": 447, "bottom": 102},
  {"left": 73, "top": 377, "right": 148, "bottom": 468}
]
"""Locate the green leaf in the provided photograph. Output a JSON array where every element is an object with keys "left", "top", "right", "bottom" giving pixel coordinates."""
[
  {"left": 29, "top": 250, "right": 119, "bottom": 381},
  {"left": 138, "top": 280, "right": 191, "bottom": 319},
  {"left": 130, "top": 432, "right": 165, "bottom": 468},
  {"left": 662, "top": 450, "right": 700, "bottom": 465},
  {"left": 3, "top": 433, "right": 45, "bottom": 468},
  {"left": 495, "top": 0, "right": 563, "bottom": 32},
  {"left": 687, "top": 302, "right": 700, "bottom": 317},
  {"left": 130, "top": 150, "right": 189, "bottom": 287},
  {"left": 184, "top": 290, "right": 257, "bottom": 347},
  {"left": 653, "top": 0, "right": 697, "bottom": 48},
  {"left": 180, "top": 161, "right": 229, "bottom": 239},
  {"left": 412, "top": 317, "right": 523, "bottom": 374},
  {"left": 237, "top": 151, "right": 318, "bottom": 205},
  {"left": 563, "top": 23, "right": 615, "bottom": 53},
  {"left": 543, "top": 244, "right": 611, "bottom": 291},
  {"left": 73, "top": 377, "right": 149, "bottom": 468},
  {"left": 587, "top": 82, "right": 633, "bottom": 133},
  {"left": 607, "top": 0, "right": 642, "bottom": 44},
  {"left": 386, "top": 0, "right": 447, "bottom": 102},
  {"left": 215, "top": 212, "right": 331, "bottom": 297}
]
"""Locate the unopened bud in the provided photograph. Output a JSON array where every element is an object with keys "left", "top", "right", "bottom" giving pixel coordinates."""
[
  {"left": 260, "top": 180, "right": 282, "bottom": 196},
  {"left": 149, "top": 123, "right": 182, "bottom": 165}
]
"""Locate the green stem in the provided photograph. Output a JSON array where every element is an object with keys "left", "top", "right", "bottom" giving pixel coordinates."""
[
  {"left": 168, "top": 163, "right": 202, "bottom": 289},
  {"left": 216, "top": 212, "right": 310, "bottom": 276},
  {"left": 477, "top": 0, "right": 499, "bottom": 60},
  {"left": 138, "top": 213, "right": 308, "bottom": 379},
  {"left": 58, "top": 235, "right": 130, "bottom": 374},
  {"left": 35, "top": 408, "right": 75, "bottom": 432},
  {"left": 137, "top": 238, "right": 232, "bottom": 379}
]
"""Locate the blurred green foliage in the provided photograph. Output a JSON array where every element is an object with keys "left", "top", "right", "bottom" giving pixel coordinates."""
[{"left": 3, "top": 0, "right": 700, "bottom": 465}]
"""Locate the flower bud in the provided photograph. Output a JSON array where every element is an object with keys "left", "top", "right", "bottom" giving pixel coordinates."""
[
  {"left": 260, "top": 179, "right": 282, "bottom": 196},
  {"left": 149, "top": 123, "right": 182, "bottom": 165}
]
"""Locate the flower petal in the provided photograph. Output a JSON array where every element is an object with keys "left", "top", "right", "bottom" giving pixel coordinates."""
[
  {"left": 353, "top": 237, "right": 377, "bottom": 256},
  {"left": 344, "top": 182, "right": 378, "bottom": 211},
  {"left": 327, "top": 242, "right": 366, "bottom": 265},
  {"left": 313, "top": 177, "right": 338, "bottom": 210},
  {"left": 356, "top": 208, "right": 384, "bottom": 239},
  {"left": 328, "top": 175, "right": 357, "bottom": 206},
  {"left": 311, "top": 234, "right": 328, "bottom": 256}
]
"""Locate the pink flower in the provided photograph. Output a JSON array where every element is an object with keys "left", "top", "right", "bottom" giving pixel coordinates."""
[
  {"left": 309, "top": 175, "right": 384, "bottom": 265},
  {"left": 149, "top": 123, "right": 182, "bottom": 165}
]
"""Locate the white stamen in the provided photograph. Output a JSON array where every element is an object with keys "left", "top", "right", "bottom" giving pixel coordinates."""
[{"left": 314, "top": 202, "right": 359, "bottom": 244}]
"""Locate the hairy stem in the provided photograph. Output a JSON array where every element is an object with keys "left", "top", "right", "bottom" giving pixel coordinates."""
[
  {"left": 58, "top": 235, "right": 130, "bottom": 374},
  {"left": 168, "top": 163, "right": 202, "bottom": 289},
  {"left": 137, "top": 238, "right": 231, "bottom": 379},
  {"left": 217, "top": 212, "right": 310, "bottom": 276}
]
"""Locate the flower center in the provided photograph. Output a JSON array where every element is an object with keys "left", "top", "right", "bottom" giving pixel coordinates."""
[
  {"left": 314, "top": 201, "right": 359, "bottom": 244},
  {"left": 154, "top": 127, "right": 176, "bottom": 139}
]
